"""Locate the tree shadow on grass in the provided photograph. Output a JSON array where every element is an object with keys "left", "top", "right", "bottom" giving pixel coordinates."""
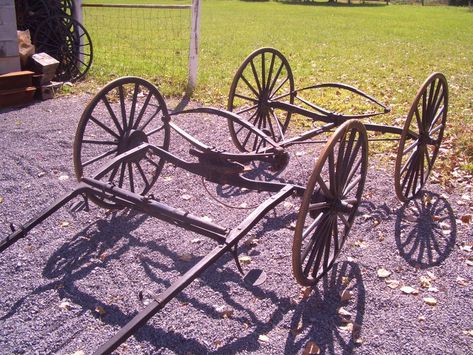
[{"left": 394, "top": 191, "right": 457, "bottom": 269}]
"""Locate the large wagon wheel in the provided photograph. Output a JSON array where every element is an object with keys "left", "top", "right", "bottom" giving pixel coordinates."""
[
  {"left": 34, "top": 15, "right": 93, "bottom": 82},
  {"left": 292, "top": 120, "right": 368, "bottom": 286},
  {"left": 74, "top": 77, "right": 171, "bottom": 209},
  {"left": 228, "top": 48, "right": 295, "bottom": 152},
  {"left": 394, "top": 73, "right": 448, "bottom": 202}
]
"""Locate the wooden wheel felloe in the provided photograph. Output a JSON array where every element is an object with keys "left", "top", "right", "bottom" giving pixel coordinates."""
[
  {"left": 394, "top": 73, "right": 448, "bottom": 202},
  {"left": 74, "top": 77, "right": 170, "bottom": 209},
  {"left": 292, "top": 120, "right": 368, "bottom": 286},
  {"left": 227, "top": 47, "right": 294, "bottom": 152}
]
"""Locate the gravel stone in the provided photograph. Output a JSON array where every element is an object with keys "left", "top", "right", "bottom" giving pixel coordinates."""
[{"left": 0, "top": 94, "right": 472, "bottom": 354}]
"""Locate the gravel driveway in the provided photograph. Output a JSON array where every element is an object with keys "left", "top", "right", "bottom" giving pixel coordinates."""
[{"left": 0, "top": 93, "right": 472, "bottom": 354}]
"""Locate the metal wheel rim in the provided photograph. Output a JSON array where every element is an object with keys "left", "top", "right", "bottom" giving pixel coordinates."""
[
  {"left": 394, "top": 73, "right": 448, "bottom": 202},
  {"left": 227, "top": 47, "right": 295, "bottom": 152},
  {"left": 292, "top": 120, "right": 368, "bottom": 286},
  {"left": 73, "top": 77, "right": 170, "bottom": 209}
]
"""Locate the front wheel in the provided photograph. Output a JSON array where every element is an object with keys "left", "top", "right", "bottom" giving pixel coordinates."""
[{"left": 292, "top": 120, "right": 368, "bottom": 286}]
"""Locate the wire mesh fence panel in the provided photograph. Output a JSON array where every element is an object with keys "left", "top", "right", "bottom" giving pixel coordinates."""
[{"left": 82, "top": 3, "right": 191, "bottom": 94}]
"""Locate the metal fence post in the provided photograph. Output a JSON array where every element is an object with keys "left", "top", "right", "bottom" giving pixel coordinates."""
[{"left": 187, "top": 0, "right": 201, "bottom": 95}]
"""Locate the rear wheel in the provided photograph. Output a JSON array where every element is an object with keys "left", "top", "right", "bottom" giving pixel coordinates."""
[
  {"left": 228, "top": 48, "right": 294, "bottom": 152},
  {"left": 394, "top": 73, "right": 448, "bottom": 202}
]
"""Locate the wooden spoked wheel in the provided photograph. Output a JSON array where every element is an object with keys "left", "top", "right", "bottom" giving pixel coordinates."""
[
  {"left": 74, "top": 77, "right": 170, "bottom": 209},
  {"left": 34, "top": 15, "right": 93, "bottom": 82},
  {"left": 394, "top": 73, "right": 448, "bottom": 202},
  {"left": 228, "top": 47, "right": 294, "bottom": 152},
  {"left": 292, "top": 120, "right": 368, "bottom": 286}
]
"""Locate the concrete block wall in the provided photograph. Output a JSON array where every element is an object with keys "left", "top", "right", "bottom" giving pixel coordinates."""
[{"left": 0, "top": 0, "right": 20, "bottom": 74}]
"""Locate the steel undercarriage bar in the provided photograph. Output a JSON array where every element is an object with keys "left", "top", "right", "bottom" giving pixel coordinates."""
[
  {"left": 82, "top": 177, "right": 228, "bottom": 243},
  {"left": 93, "top": 184, "right": 295, "bottom": 355},
  {"left": 0, "top": 186, "right": 89, "bottom": 253}
]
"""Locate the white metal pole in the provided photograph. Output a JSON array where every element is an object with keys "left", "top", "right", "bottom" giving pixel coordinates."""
[{"left": 186, "top": 0, "right": 201, "bottom": 95}]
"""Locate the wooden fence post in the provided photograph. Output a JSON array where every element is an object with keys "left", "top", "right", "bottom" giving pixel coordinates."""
[{"left": 187, "top": 0, "right": 201, "bottom": 95}]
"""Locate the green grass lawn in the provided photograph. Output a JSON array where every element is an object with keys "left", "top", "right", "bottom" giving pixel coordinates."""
[{"left": 80, "top": 1, "right": 473, "bottom": 173}]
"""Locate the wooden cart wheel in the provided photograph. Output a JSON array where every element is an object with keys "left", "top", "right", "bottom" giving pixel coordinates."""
[
  {"left": 74, "top": 77, "right": 170, "bottom": 209},
  {"left": 228, "top": 47, "right": 294, "bottom": 152},
  {"left": 394, "top": 73, "right": 448, "bottom": 202},
  {"left": 34, "top": 15, "right": 93, "bottom": 82},
  {"left": 292, "top": 120, "right": 368, "bottom": 286}
]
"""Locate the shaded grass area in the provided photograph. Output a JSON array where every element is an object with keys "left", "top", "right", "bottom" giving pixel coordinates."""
[{"left": 79, "top": 1, "right": 473, "bottom": 173}]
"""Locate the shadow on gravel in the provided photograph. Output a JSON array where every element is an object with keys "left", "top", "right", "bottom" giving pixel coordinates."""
[
  {"left": 0, "top": 210, "right": 149, "bottom": 322},
  {"left": 394, "top": 191, "right": 457, "bottom": 269},
  {"left": 283, "top": 261, "right": 365, "bottom": 354}
]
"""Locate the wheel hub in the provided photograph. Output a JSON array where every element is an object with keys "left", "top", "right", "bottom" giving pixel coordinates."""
[{"left": 118, "top": 129, "right": 149, "bottom": 162}]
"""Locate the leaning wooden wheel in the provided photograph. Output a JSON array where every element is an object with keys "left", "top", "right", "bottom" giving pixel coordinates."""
[
  {"left": 394, "top": 73, "right": 448, "bottom": 202},
  {"left": 74, "top": 77, "right": 170, "bottom": 209},
  {"left": 227, "top": 47, "right": 294, "bottom": 152},
  {"left": 293, "top": 120, "right": 368, "bottom": 286},
  {"left": 34, "top": 15, "right": 93, "bottom": 82}
]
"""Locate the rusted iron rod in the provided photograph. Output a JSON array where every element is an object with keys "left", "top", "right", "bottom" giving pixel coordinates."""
[{"left": 93, "top": 184, "right": 295, "bottom": 355}]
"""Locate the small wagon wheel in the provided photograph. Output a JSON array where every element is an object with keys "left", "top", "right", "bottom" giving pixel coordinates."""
[
  {"left": 228, "top": 48, "right": 295, "bottom": 152},
  {"left": 394, "top": 73, "right": 448, "bottom": 202},
  {"left": 34, "top": 15, "right": 93, "bottom": 82},
  {"left": 292, "top": 120, "right": 368, "bottom": 286},
  {"left": 74, "top": 77, "right": 171, "bottom": 209}
]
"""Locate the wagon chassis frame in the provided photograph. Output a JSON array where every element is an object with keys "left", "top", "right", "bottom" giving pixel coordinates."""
[{"left": 0, "top": 47, "right": 448, "bottom": 354}]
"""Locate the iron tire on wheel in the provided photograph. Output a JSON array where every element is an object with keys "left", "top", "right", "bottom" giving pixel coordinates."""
[
  {"left": 292, "top": 120, "right": 368, "bottom": 287},
  {"left": 394, "top": 73, "right": 448, "bottom": 202},
  {"left": 227, "top": 47, "right": 295, "bottom": 152},
  {"left": 74, "top": 77, "right": 171, "bottom": 209}
]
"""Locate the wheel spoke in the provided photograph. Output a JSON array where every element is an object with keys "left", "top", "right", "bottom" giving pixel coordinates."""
[
  {"left": 133, "top": 91, "right": 153, "bottom": 129},
  {"left": 328, "top": 149, "right": 336, "bottom": 196},
  {"left": 302, "top": 212, "right": 325, "bottom": 241},
  {"left": 118, "top": 85, "right": 128, "bottom": 131},
  {"left": 128, "top": 162, "right": 135, "bottom": 193},
  {"left": 235, "top": 103, "right": 259, "bottom": 115},
  {"left": 342, "top": 156, "right": 362, "bottom": 195},
  {"left": 146, "top": 124, "right": 166, "bottom": 137},
  {"left": 135, "top": 161, "right": 150, "bottom": 189},
  {"left": 128, "top": 83, "right": 139, "bottom": 129},
  {"left": 117, "top": 162, "right": 126, "bottom": 188},
  {"left": 309, "top": 201, "right": 331, "bottom": 211},
  {"left": 311, "top": 217, "right": 333, "bottom": 278},
  {"left": 234, "top": 93, "right": 259, "bottom": 104},
  {"left": 269, "top": 108, "right": 285, "bottom": 140},
  {"left": 338, "top": 212, "right": 351, "bottom": 230},
  {"left": 240, "top": 74, "right": 260, "bottom": 98},
  {"left": 268, "top": 62, "right": 284, "bottom": 95},
  {"left": 139, "top": 107, "right": 162, "bottom": 132},
  {"left": 316, "top": 175, "right": 333, "bottom": 198},
  {"left": 400, "top": 149, "right": 416, "bottom": 176},
  {"left": 82, "top": 148, "right": 118, "bottom": 168},
  {"left": 270, "top": 76, "right": 289, "bottom": 99},
  {"left": 261, "top": 52, "right": 266, "bottom": 90},
  {"left": 82, "top": 139, "right": 117, "bottom": 146},
  {"left": 101, "top": 97, "right": 123, "bottom": 135},
  {"left": 265, "top": 53, "right": 276, "bottom": 92},
  {"left": 249, "top": 60, "right": 262, "bottom": 94},
  {"left": 403, "top": 139, "right": 419, "bottom": 156},
  {"left": 343, "top": 174, "right": 362, "bottom": 197},
  {"left": 88, "top": 115, "right": 120, "bottom": 139}
]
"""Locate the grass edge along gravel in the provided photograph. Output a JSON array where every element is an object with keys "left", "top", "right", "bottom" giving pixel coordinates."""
[{"left": 75, "top": 1, "right": 473, "bottom": 178}]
